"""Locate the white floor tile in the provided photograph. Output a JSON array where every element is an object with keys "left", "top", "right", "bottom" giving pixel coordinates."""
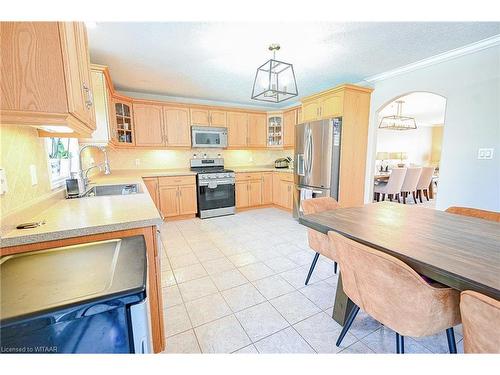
[
  {"left": 211, "top": 269, "right": 249, "bottom": 291},
  {"left": 253, "top": 275, "right": 295, "bottom": 300},
  {"left": 164, "top": 330, "right": 201, "bottom": 354},
  {"left": 238, "top": 262, "right": 275, "bottom": 281},
  {"left": 361, "top": 326, "right": 432, "bottom": 354},
  {"left": 228, "top": 252, "right": 259, "bottom": 267},
  {"left": 195, "top": 315, "right": 251, "bottom": 353},
  {"left": 232, "top": 344, "right": 259, "bottom": 354},
  {"left": 235, "top": 302, "right": 289, "bottom": 342},
  {"left": 178, "top": 276, "right": 219, "bottom": 302},
  {"left": 185, "top": 293, "right": 232, "bottom": 327},
  {"left": 173, "top": 263, "right": 208, "bottom": 284},
  {"left": 164, "top": 304, "right": 192, "bottom": 337},
  {"left": 299, "top": 280, "right": 336, "bottom": 310},
  {"left": 169, "top": 252, "right": 200, "bottom": 270},
  {"left": 221, "top": 283, "right": 266, "bottom": 312},
  {"left": 254, "top": 327, "right": 315, "bottom": 353},
  {"left": 202, "top": 257, "right": 235, "bottom": 275},
  {"left": 162, "top": 285, "right": 183, "bottom": 308},
  {"left": 270, "top": 291, "right": 321, "bottom": 324}
]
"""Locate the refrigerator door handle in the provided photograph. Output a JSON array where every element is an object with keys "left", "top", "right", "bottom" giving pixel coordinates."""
[
  {"left": 297, "top": 154, "right": 305, "bottom": 176},
  {"left": 308, "top": 130, "right": 313, "bottom": 175}
]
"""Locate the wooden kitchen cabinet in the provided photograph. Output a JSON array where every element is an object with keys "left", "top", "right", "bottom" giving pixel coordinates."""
[
  {"left": 1, "top": 22, "right": 96, "bottom": 136},
  {"left": 227, "top": 112, "right": 248, "bottom": 148},
  {"left": 235, "top": 181, "right": 249, "bottom": 208},
  {"left": 143, "top": 177, "right": 160, "bottom": 210},
  {"left": 249, "top": 180, "right": 263, "bottom": 206},
  {"left": 247, "top": 113, "right": 267, "bottom": 148},
  {"left": 272, "top": 172, "right": 294, "bottom": 210},
  {"left": 133, "top": 103, "right": 164, "bottom": 147},
  {"left": 235, "top": 172, "right": 263, "bottom": 208},
  {"left": 190, "top": 108, "right": 210, "bottom": 126},
  {"left": 158, "top": 176, "right": 197, "bottom": 218},
  {"left": 209, "top": 110, "right": 227, "bottom": 127},
  {"left": 261, "top": 172, "right": 273, "bottom": 204},
  {"left": 112, "top": 98, "right": 135, "bottom": 145},
  {"left": 283, "top": 109, "right": 297, "bottom": 148},
  {"left": 164, "top": 106, "right": 191, "bottom": 147}
]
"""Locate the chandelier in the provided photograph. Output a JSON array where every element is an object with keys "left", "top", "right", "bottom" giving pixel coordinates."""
[
  {"left": 378, "top": 100, "right": 417, "bottom": 130},
  {"left": 251, "top": 44, "right": 298, "bottom": 103}
]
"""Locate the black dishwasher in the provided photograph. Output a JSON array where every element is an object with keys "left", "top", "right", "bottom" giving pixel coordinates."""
[{"left": 0, "top": 236, "right": 151, "bottom": 354}]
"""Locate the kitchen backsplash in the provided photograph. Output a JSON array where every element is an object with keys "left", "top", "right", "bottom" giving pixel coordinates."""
[
  {"left": 82, "top": 147, "right": 293, "bottom": 170},
  {"left": 0, "top": 126, "right": 53, "bottom": 218}
]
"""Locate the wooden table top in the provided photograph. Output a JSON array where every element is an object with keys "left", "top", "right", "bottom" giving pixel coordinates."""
[{"left": 299, "top": 202, "right": 500, "bottom": 299}]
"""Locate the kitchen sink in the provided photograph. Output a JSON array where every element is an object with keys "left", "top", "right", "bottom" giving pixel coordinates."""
[{"left": 83, "top": 183, "right": 143, "bottom": 197}]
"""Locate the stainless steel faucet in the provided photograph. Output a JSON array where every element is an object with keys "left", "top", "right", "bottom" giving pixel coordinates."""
[{"left": 78, "top": 145, "right": 111, "bottom": 187}]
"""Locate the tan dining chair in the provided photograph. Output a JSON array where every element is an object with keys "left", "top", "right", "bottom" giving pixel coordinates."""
[
  {"left": 416, "top": 166, "right": 435, "bottom": 202},
  {"left": 328, "top": 231, "right": 461, "bottom": 353},
  {"left": 460, "top": 290, "right": 500, "bottom": 353},
  {"left": 373, "top": 168, "right": 406, "bottom": 202},
  {"left": 445, "top": 206, "right": 500, "bottom": 222},
  {"left": 301, "top": 197, "right": 340, "bottom": 285},
  {"left": 400, "top": 167, "right": 422, "bottom": 204}
]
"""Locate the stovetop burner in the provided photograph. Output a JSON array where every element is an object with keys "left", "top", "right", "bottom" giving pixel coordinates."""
[{"left": 191, "top": 167, "right": 234, "bottom": 174}]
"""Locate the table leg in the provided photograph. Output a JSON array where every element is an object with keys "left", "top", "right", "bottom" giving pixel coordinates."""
[
  {"left": 428, "top": 180, "right": 434, "bottom": 199},
  {"left": 332, "top": 271, "right": 356, "bottom": 326}
]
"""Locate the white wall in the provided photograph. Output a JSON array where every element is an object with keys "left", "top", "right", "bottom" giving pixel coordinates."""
[
  {"left": 376, "top": 126, "right": 434, "bottom": 167},
  {"left": 365, "top": 45, "right": 500, "bottom": 211}
]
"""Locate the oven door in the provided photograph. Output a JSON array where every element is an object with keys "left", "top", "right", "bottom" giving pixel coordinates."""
[
  {"left": 191, "top": 127, "right": 228, "bottom": 148},
  {"left": 198, "top": 180, "right": 235, "bottom": 211}
]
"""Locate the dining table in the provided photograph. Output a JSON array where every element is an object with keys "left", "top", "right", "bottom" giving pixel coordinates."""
[{"left": 299, "top": 201, "right": 500, "bottom": 326}]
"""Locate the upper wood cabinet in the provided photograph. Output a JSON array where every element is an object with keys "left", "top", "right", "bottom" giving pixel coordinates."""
[
  {"left": 133, "top": 103, "right": 164, "bottom": 147},
  {"left": 247, "top": 113, "right": 267, "bottom": 148},
  {"left": 283, "top": 109, "right": 297, "bottom": 148},
  {"left": 190, "top": 108, "right": 227, "bottom": 127},
  {"left": 301, "top": 88, "right": 345, "bottom": 122},
  {"left": 164, "top": 107, "right": 191, "bottom": 147},
  {"left": 190, "top": 108, "right": 209, "bottom": 126},
  {"left": 227, "top": 112, "right": 248, "bottom": 148},
  {"left": 112, "top": 98, "right": 135, "bottom": 145},
  {"left": 0, "top": 22, "right": 96, "bottom": 135}
]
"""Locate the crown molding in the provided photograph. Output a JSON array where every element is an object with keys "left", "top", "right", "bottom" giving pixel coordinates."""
[{"left": 362, "top": 34, "right": 500, "bottom": 84}]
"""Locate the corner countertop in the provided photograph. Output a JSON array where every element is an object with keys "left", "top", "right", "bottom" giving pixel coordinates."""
[{"left": 230, "top": 166, "right": 294, "bottom": 173}]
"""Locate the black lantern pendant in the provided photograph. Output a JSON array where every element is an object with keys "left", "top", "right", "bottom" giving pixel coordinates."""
[{"left": 251, "top": 44, "right": 298, "bottom": 103}]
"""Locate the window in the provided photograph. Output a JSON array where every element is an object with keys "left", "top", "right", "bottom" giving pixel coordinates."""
[{"left": 45, "top": 137, "right": 79, "bottom": 189}]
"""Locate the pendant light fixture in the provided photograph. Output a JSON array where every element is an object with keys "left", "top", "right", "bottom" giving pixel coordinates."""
[
  {"left": 251, "top": 44, "right": 298, "bottom": 103},
  {"left": 378, "top": 100, "right": 417, "bottom": 130}
]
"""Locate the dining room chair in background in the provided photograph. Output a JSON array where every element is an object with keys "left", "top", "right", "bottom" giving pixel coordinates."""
[
  {"left": 373, "top": 168, "right": 406, "bottom": 202},
  {"left": 460, "top": 290, "right": 500, "bottom": 353},
  {"left": 416, "top": 166, "right": 435, "bottom": 202},
  {"left": 328, "top": 231, "right": 461, "bottom": 353},
  {"left": 400, "top": 167, "right": 422, "bottom": 204},
  {"left": 301, "top": 197, "right": 340, "bottom": 285},
  {"left": 445, "top": 206, "right": 500, "bottom": 222}
]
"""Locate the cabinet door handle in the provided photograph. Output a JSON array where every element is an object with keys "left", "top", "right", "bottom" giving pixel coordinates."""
[{"left": 83, "top": 83, "right": 93, "bottom": 109}]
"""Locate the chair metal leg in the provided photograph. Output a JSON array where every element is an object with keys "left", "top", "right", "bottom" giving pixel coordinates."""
[
  {"left": 446, "top": 327, "right": 457, "bottom": 354},
  {"left": 334, "top": 261, "right": 338, "bottom": 274},
  {"left": 396, "top": 333, "right": 405, "bottom": 354},
  {"left": 335, "top": 304, "right": 360, "bottom": 347},
  {"left": 305, "top": 252, "right": 320, "bottom": 285}
]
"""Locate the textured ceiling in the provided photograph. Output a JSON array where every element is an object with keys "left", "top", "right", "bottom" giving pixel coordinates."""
[{"left": 87, "top": 22, "right": 500, "bottom": 108}]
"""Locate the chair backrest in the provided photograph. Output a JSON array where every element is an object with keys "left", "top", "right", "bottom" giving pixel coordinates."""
[
  {"left": 301, "top": 197, "right": 340, "bottom": 215},
  {"left": 416, "top": 166, "right": 434, "bottom": 190},
  {"left": 445, "top": 206, "right": 500, "bottom": 222},
  {"left": 328, "top": 231, "right": 460, "bottom": 337},
  {"left": 400, "top": 167, "right": 422, "bottom": 192},
  {"left": 383, "top": 168, "right": 407, "bottom": 195},
  {"left": 460, "top": 290, "right": 500, "bottom": 353}
]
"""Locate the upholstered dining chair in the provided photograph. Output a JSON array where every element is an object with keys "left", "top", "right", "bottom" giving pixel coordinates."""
[
  {"left": 373, "top": 168, "right": 406, "bottom": 202},
  {"left": 328, "top": 231, "right": 461, "bottom": 353},
  {"left": 400, "top": 167, "right": 422, "bottom": 204},
  {"left": 416, "top": 166, "right": 435, "bottom": 202},
  {"left": 301, "top": 197, "right": 340, "bottom": 285},
  {"left": 460, "top": 290, "right": 500, "bottom": 353},
  {"left": 445, "top": 206, "right": 500, "bottom": 222}
]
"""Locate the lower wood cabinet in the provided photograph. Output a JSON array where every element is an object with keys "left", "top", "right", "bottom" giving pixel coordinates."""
[
  {"left": 262, "top": 172, "right": 273, "bottom": 204},
  {"left": 236, "top": 171, "right": 293, "bottom": 210},
  {"left": 144, "top": 176, "right": 197, "bottom": 219},
  {"left": 272, "top": 172, "right": 294, "bottom": 210}
]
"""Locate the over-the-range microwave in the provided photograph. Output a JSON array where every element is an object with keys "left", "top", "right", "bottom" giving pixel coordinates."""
[{"left": 191, "top": 126, "right": 228, "bottom": 148}]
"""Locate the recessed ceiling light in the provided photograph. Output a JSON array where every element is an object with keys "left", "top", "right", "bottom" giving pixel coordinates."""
[{"left": 85, "top": 21, "right": 98, "bottom": 29}]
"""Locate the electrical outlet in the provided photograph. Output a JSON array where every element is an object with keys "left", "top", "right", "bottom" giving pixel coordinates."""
[
  {"left": 0, "top": 168, "right": 8, "bottom": 194},
  {"left": 477, "top": 148, "right": 494, "bottom": 160},
  {"left": 135, "top": 159, "right": 141, "bottom": 167},
  {"left": 30, "top": 165, "right": 38, "bottom": 186}
]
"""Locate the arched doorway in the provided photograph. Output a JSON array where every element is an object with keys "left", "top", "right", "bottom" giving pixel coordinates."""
[{"left": 371, "top": 91, "right": 447, "bottom": 207}]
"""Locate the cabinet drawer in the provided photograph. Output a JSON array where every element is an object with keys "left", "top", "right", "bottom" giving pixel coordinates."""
[
  {"left": 235, "top": 172, "right": 262, "bottom": 181},
  {"left": 278, "top": 172, "right": 294, "bottom": 182},
  {"left": 158, "top": 175, "right": 196, "bottom": 186}
]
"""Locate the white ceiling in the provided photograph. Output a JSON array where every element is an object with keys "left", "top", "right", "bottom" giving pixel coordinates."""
[
  {"left": 87, "top": 22, "right": 500, "bottom": 108},
  {"left": 378, "top": 92, "right": 447, "bottom": 127}
]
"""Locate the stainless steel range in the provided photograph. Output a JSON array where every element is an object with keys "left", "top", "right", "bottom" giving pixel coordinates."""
[{"left": 190, "top": 158, "right": 235, "bottom": 219}]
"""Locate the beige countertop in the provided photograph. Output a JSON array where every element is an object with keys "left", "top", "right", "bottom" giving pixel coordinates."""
[{"left": 1, "top": 166, "right": 294, "bottom": 248}]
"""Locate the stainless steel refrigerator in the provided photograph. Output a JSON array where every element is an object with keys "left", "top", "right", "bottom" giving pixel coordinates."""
[{"left": 293, "top": 118, "right": 342, "bottom": 218}]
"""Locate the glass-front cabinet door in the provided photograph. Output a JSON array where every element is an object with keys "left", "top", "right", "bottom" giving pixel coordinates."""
[
  {"left": 112, "top": 99, "right": 134, "bottom": 145},
  {"left": 267, "top": 112, "right": 283, "bottom": 147}
]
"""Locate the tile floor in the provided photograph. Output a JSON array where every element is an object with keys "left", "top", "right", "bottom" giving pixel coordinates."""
[{"left": 159, "top": 207, "right": 463, "bottom": 354}]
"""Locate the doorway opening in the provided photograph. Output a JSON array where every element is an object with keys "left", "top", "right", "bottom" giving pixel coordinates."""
[{"left": 373, "top": 92, "right": 447, "bottom": 208}]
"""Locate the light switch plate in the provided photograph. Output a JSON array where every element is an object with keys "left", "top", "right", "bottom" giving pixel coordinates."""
[
  {"left": 30, "top": 164, "right": 38, "bottom": 186},
  {"left": 135, "top": 159, "right": 141, "bottom": 167},
  {"left": 0, "top": 168, "right": 7, "bottom": 194},
  {"left": 478, "top": 148, "right": 494, "bottom": 160}
]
